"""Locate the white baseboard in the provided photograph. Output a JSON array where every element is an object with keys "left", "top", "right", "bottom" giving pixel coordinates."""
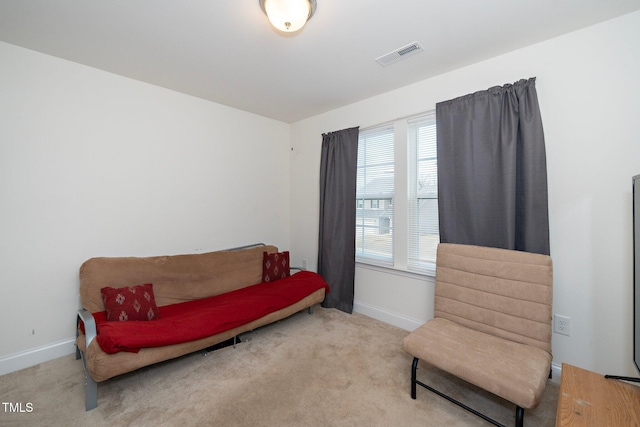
[
  {"left": 353, "top": 300, "right": 424, "bottom": 331},
  {"left": 0, "top": 339, "right": 76, "bottom": 376},
  {"left": 550, "top": 362, "right": 562, "bottom": 384}
]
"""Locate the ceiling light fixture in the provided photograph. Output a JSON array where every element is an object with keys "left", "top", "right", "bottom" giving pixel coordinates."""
[{"left": 259, "top": 0, "right": 317, "bottom": 33}]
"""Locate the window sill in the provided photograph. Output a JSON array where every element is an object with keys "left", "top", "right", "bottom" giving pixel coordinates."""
[{"left": 355, "top": 261, "right": 435, "bottom": 280}]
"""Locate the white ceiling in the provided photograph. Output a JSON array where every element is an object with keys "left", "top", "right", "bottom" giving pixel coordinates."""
[{"left": 1, "top": 0, "right": 639, "bottom": 123}]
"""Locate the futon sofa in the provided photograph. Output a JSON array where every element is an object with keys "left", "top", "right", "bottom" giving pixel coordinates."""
[
  {"left": 403, "top": 243, "right": 553, "bottom": 427},
  {"left": 75, "top": 244, "right": 329, "bottom": 410}
]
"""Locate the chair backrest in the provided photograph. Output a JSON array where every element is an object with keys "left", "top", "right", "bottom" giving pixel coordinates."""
[{"left": 435, "top": 243, "right": 553, "bottom": 354}]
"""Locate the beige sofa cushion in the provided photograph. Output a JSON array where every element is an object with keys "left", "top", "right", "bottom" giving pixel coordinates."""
[{"left": 80, "top": 245, "right": 278, "bottom": 313}]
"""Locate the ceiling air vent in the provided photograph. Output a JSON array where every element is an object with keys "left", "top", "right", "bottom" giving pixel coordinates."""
[{"left": 375, "top": 41, "right": 424, "bottom": 67}]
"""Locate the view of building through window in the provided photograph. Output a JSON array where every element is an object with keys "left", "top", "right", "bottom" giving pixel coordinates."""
[
  {"left": 356, "top": 125, "right": 394, "bottom": 263},
  {"left": 356, "top": 112, "right": 438, "bottom": 273}
]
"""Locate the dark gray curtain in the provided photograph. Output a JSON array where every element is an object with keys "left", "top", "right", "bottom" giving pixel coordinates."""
[
  {"left": 318, "top": 126, "right": 359, "bottom": 313},
  {"left": 436, "top": 77, "right": 549, "bottom": 255}
]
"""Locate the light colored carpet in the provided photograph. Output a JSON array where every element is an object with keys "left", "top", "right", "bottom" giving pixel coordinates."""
[{"left": 0, "top": 308, "right": 558, "bottom": 426}]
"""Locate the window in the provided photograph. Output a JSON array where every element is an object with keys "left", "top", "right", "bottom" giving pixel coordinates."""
[
  {"left": 408, "top": 113, "right": 439, "bottom": 272},
  {"left": 356, "top": 125, "right": 394, "bottom": 264},
  {"left": 356, "top": 112, "right": 439, "bottom": 274}
]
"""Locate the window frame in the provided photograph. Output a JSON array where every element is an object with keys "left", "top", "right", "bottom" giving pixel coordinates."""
[
  {"left": 355, "top": 111, "right": 438, "bottom": 276},
  {"left": 407, "top": 112, "right": 438, "bottom": 274}
]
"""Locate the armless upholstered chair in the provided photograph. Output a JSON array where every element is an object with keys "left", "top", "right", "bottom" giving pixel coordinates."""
[{"left": 403, "top": 243, "right": 553, "bottom": 427}]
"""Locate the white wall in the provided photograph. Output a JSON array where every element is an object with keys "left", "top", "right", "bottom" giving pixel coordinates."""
[
  {"left": 0, "top": 42, "right": 291, "bottom": 373},
  {"left": 290, "top": 11, "right": 640, "bottom": 376}
]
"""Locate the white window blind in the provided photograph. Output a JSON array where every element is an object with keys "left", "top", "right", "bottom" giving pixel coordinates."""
[
  {"left": 356, "top": 125, "right": 394, "bottom": 264},
  {"left": 408, "top": 112, "right": 439, "bottom": 272}
]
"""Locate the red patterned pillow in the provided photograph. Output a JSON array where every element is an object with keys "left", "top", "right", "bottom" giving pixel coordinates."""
[
  {"left": 101, "top": 283, "right": 161, "bottom": 322},
  {"left": 262, "top": 251, "right": 290, "bottom": 283}
]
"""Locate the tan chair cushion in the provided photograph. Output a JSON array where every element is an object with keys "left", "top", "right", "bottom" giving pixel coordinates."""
[
  {"left": 435, "top": 243, "right": 553, "bottom": 354},
  {"left": 403, "top": 317, "right": 552, "bottom": 409}
]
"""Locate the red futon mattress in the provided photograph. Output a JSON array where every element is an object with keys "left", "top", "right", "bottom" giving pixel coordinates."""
[{"left": 93, "top": 271, "right": 329, "bottom": 354}]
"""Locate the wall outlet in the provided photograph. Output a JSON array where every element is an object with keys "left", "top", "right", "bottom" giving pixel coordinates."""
[
  {"left": 554, "top": 314, "right": 571, "bottom": 336},
  {"left": 302, "top": 259, "right": 308, "bottom": 270}
]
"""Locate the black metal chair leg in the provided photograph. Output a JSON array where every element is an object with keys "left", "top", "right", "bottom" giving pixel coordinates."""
[
  {"left": 515, "top": 406, "right": 524, "bottom": 427},
  {"left": 411, "top": 357, "right": 419, "bottom": 399},
  {"left": 409, "top": 356, "right": 527, "bottom": 427}
]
